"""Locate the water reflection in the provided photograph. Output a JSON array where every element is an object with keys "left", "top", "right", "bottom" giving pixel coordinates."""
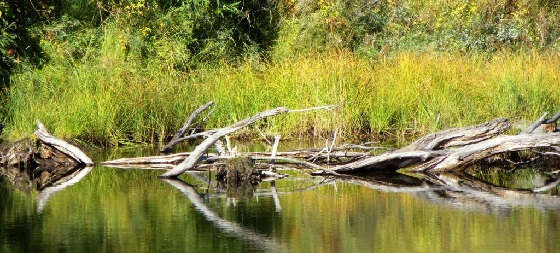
[
  {"left": 162, "top": 178, "right": 280, "bottom": 251},
  {"left": 1, "top": 156, "right": 560, "bottom": 252},
  {"left": 37, "top": 166, "right": 93, "bottom": 213}
]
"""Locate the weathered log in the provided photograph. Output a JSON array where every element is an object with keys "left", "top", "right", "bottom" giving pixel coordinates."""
[
  {"left": 35, "top": 121, "right": 93, "bottom": 166},
  {"left": 101, "top": 150, "right": 366, "bottom": 168},
  {"left": 414, "top": 133, "right": 560, "bottom": 172},
  {"left": 400, "top": 117, "right": 511, "bottom": 151},
  {"left": 101, "top": 152, "right": 194, "bottom": 165},
  {"left": 1, "top": 122, "right": 93, "bottom": 191},
  {"left": 320, "top": 118, "right": 510, "bottom": 174},
  {"left": 329, "top": 150, "right": 447, "bottom": 173},
  {"left": 161, "top": 101, "right": 214, "bottom": 153},
  {"left": 160, "top": 105, "right": 336, "bottom": 178}
]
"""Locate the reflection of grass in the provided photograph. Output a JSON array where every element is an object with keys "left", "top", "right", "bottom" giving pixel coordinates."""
[
  {"left": 1, "top": 167, "right": 560, "bottom": 252},
  {"left": 467, "top": 166, "right": 558, "bottom": 191},
  {"left": 4, "top": 41, "right": 560, "bottom": 145}
]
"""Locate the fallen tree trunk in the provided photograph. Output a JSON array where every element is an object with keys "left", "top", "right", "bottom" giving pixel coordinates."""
[
  {"left": 160, "top": 105, "right": 336, "bottom": 178},
  {"left": 101, "top": 109, "right": 560, "bottom": 181},
  {"left": 413, "top": 133, "right": 560, "bottom": 172},
  {"left": 1, "top": 121, "right": 93, "bottom": 190},
  {"left": 323, "top": 118, "right": 511, "bottom": 174},
  {"left": 35, "top": 121, "right": 93, "bottom": 166},
  {"left": 101, "top": 150, "right": 365, "bottom": 167},
  {"left": 400, "top": 118, "right": 511, "bottom": 151}
]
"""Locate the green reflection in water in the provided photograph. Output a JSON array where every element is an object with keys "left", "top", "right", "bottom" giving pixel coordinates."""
[
  {"left": 1, "top": 160, "right": 560, "bottom": 252},
  {"left": 467, "top": 166, "right": 560, "bottom": 194}
]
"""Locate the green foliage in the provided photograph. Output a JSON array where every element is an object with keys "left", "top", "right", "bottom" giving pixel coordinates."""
[
  {"left": 2, "top": 0, "right": 560, "bottom": 143},
  {"left": 273, "top": 0, "right": 560, "bottom": 57},
  {"left": 0, "top": 0, "right": 51, "bottom": 86},
  {"left": 4, "top": 49, "right": 560, "bottom": 144}
]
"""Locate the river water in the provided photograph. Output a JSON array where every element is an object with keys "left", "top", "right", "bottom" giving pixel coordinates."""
[{"left": 1, "top": 145, "right": 559, "bottom": 253}]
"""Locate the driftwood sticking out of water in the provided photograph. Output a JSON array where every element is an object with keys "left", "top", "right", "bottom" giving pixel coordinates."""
[
  {"left": 0, "top": 121, "right": 94, "bottom": 191},
  {"left": 318, "top": 118, "right": 512, "bottom": 174},
  {"left": 400, "top": 118, "right": 511, "bottom": 151},
  {"left": 35, "top": 121, "right": 94, "bottom": 166},
  {"left": 98, "top": 105, "right": 560, "bottom": 186},
  {"left": 101, "top": 150, "right": 365, "bottom": 168},
  {"left": 160, "top": 105, "right": 336, "bottom": 178},
  {"left": 161, "top": 101, "right": 215, "bottom": 153},
  {"left": 413, "top": 133, "right": 560, "bottom": 172}
]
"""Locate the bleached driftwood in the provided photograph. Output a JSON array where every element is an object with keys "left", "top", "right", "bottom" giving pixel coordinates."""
[
  {"left": 35, "top": 120, "right": 94, "bottom": 166},
  {"left": 400, "top": 117, "right": 511, "bottom": 151},
  {"left": 320, "top": 118, "right": 511, "bottom": 174},
  {"left": 161, "top": 101, "right": 214, "bottom": 153},
  {"left": 414, "top": 133, "right": 560, "bottom": 172},
  {"left": 160, "top": 105, "right": 336, "bottom": 178}
]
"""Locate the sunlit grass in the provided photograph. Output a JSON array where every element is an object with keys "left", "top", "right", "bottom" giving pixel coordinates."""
[{"left": 3, "top": 29, "right": 560, "bottom": 145}]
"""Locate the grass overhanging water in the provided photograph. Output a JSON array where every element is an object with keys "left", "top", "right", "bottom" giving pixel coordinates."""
[
  {"left": 2, "top": 0, "right": 560, "bottom": 146},
  {"left": 3, "top": 45, "right": 560, "bottom": 145}
]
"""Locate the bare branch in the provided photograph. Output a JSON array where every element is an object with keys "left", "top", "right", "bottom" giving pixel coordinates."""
[
  {"left": 161, "top": 101, "right": 214, "bottom": 153},
  {"left": 522, "top": 112, "right": 548, "bottom": 134}
]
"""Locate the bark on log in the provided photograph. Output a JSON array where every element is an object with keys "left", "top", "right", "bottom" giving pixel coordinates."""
[
  {"left": 160, "top": 106, "right": 335, "bottom": 178},
  {"left": 324, "top": 118, "right": 510, "bottom": 174},
  {"left": 400, "top": 118, "right": 511, "bottom": 151},
  {"left": 414, "top": 133, "right": 560, "bottom": 172},
  {"left": 35, "top": 121, "right": 93, "bottom": 166},
  {"left": 330, "top": 150, "right": 447, "bottom": 173}
]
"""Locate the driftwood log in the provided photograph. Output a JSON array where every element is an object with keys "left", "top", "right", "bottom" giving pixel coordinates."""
[
  {"left": 0, "top": 121, "right": 93, "bottom": 190},
  {"left": 98, "top": 102, "right": 560, "bottom": 188},
  {"left": 161, "top": 101, "right": 215, "bottom": 153},
  {"left": 160, "top": 105, "right": 336, "bottom": 178},
  {"left": 316, "top": 118, "right": 512, "bottom": 174}
]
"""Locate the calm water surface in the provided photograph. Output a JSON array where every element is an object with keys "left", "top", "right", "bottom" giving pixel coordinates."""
[{"left": 1, "top": 145, "right": 559, "bottom": 253}]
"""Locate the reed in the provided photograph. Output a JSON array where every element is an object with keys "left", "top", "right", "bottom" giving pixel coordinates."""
[{"left": 3, "top": 32, "right": 559, "bottom": 145}]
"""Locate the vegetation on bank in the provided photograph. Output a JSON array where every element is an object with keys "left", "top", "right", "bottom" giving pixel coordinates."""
[{"left": 1, "top": 0, "right": 560, "bottom": 145}]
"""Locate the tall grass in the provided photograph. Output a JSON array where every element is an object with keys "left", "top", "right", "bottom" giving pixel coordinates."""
[{"left": 3, "top": 27, "right": 560, "bottom": 145}]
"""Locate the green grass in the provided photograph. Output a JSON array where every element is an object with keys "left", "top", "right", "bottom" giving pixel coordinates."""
[
  {"left": 4, "top": 50, "right": 559, "bottom": 145},
  {"left": 3, "top": 26, "right": 560, "bottom": 145}
]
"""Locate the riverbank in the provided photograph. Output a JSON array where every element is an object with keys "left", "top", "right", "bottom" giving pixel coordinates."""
[{"left": 2, "top": 49, "right": 559, "bottom": 145}]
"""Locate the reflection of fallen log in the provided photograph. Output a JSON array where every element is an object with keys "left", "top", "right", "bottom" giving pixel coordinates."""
[
  {"left": 421, "top": 172, "right": 560, "bottom": 210},
  {"left": 336, "top": 170, "right": 560, "bottom": 212},
  {"left": 37, "top": 166, "right": 93, "bottom": 213},
  {"left": 162, "top": 178, "right": 280, "bottom": 250},
  {"left": 1, "top": 121, "right": 94, "bottom": 190}
]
